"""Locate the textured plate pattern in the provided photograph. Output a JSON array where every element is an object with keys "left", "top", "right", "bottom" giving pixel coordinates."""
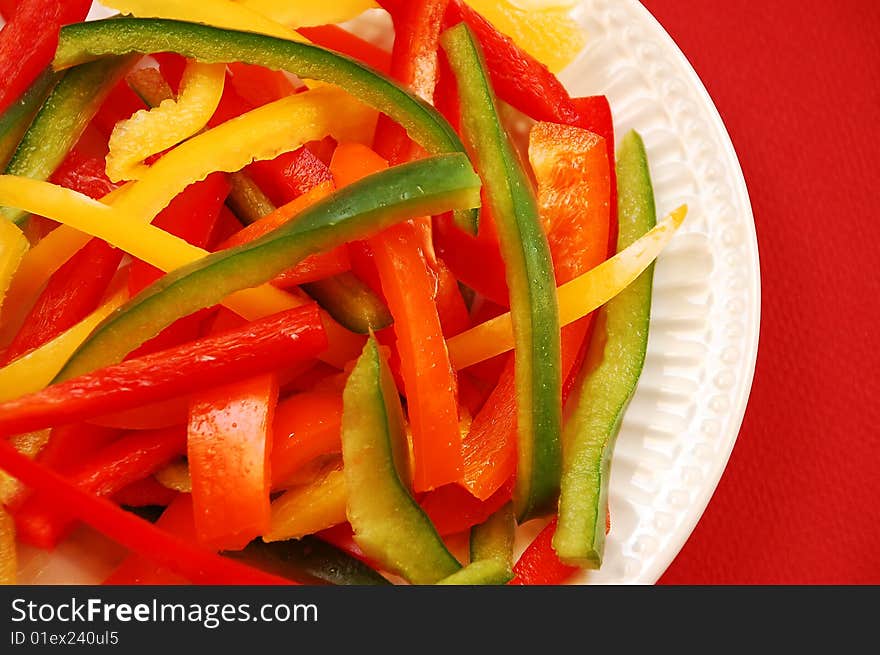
[
  {"left": 554, "top": 0, "right": 760, "bottom": 583},
  {"left": 15, "top": 0, "right": 759, "bottom": 585}
]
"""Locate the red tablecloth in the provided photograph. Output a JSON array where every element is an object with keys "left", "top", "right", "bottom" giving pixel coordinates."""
[{"left": 638, "top": 0, "right": 880, "bottom": 584}]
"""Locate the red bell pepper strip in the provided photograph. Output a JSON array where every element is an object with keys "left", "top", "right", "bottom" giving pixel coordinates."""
[
  {"left": 0, "top": 304, "right": 327, "bottom": 436},
  {"left": 508, "top": 518, "right": 578, "bottom": 585},
  {"left": 1, "top": 238, "right": 122, "bottom": 365},
  {"left": 14, "top": 427, "right": 187, "bottom": 548},
  {"left": 332, "top": 143, "right": 462, "bottom": 491},
  {"left": 374, "top": 0, "right": 450, "bottom": 164},
  {"left": 0, "top": 0, "right": 17, "bottom": 19},
  {"left": 297, "top": 24, "right": 392, "bottom": 75},
  {"left": 270, "top": 390, "right": 343, "bottom": 488},
  {"left": 36, "top": 423, "right": 120, "bottom": 475},
  {"left": 104, "top": 494, "right": 194, "bottom": 585},
  {"left": 435, "top": 260, "right": 471, "bottom": 338},
  {"left": 0, "top": 441, "right": 290, "bottom": 584},
  {"left": 0, "top": 0, "right": 92, "bottom": 116},
  {"left": 113, "top": 477, "right": 179, "bottom": 508},
  {"left": 441, "top": 0, "right": 578, "bottom": 124},
  {"left": 90, "top": 78, "right": 147, "bottom": 139},
  {"left": 227, "top": 61, "right": 299, "bottom": 108},
  {"left": 420, "top": 477, "right": 512, "bottom": 536},
  {"left": 188, "top": 375, "right": 278, "bottom": 551},
  {"left": 247, "top": 147, "right": 335, "bottom": 206},
  {"left": 88, "top": 396, "right": 190, "bottom": 431}
]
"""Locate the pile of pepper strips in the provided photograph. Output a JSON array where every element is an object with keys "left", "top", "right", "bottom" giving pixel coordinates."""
[{"left": 0, "top": 0, "right": 685, "bottom": 585}]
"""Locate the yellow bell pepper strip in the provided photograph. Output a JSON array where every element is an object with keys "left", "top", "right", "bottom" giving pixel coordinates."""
[
  {"left": 103, "top": 0, "right": 308, "bottom": 42},
  {"left": 53, "top": 17, "right": 478, "bottom": 232},
  {"left": 342, "top": 338, "right": 462, "bottom": 584},
  {"left": 447, "top": 205, "right": 688, "bottom": 369},
  {"left": 462, "top": 0, "right": 585, "bottom": 73},
  {"left": 0, "top": 69, "right": 59, "bottom": 170},
  {"left": 0, "top": 288, "right": 126, "bottom": 403},
  {"left": 264, "top": 466, "right": 348, "bottom": 542},
  {"left": 0, "top": 219, "right": 27, "bottom": 313},
  {"left": 0, "top": 506, "right": 14, "bottom": 584},
  {"left": 106, "top": 61, "right": 227, "bottom": 182},
  {"left": 1, "top": 56, "right": 137, "bottom": 226},
  {"left": 237, "top": 0, "right": 375, "bottom": 28},
  {"left": 443, "top": 23, "right": 562, "bottom": 522},
  {"left": 63, "top": 154, "right": 480, "bottom": 380},
  {"left": 112, "top": 86, "right": 377, "bottom": 225}
]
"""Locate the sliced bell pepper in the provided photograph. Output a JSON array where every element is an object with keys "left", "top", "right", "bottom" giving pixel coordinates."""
[
  {"left": 459, "top": 0, "right": 584, "bottom": 74},
  {"left": 0, "top": 0, "right": 91, "bottom": 117},
  {"left": 0, "top": 288, "right": 127, "bottom": 403},
  {"left": 0, "top": 303, "right": 326, "bottom": 435},
  {"left": 374, "top": 0, "right": 450, "bottom": 164},
  {"left": 508, "top": 518, "right": 577, "bottom": 585},
  {"left": 247, "top": 147, "right": 336, "bottom": 207},
  {"left": 270, "top": 390, "right": 343, "bottom": 489},
  {"left": 296, "top": 25, "right": 391, "bottom": 74},
  {"left": 50, "top": 153, "right": 479, "bottom": 380},
  {"left": 106, "top": 61, "right": 227, "bottom": 182},
  {"left": 227, "top": 61, "right": 297, "bottom": 108},
  {"left": 265, "top": 465, "right": 348, "bottom": 541},
  {"left": 443, "top": 0, "right": 578, "bottom": 124},
  {"left": 0, "top": 430, "right": 49, "bottom": 506},
  {"left": 433, "top": 261, "right": 471, "bottom": 337},
  {"left": 188, "top": 374, "right": 278, "bottom": 551},
  {"left": 91, "top": 75, "right": 150, "bottom": 139},
  {"left": 238, "top": 0, "right": 375, "bottom": 28},
  {"left": 1, "top": 55, "right": 137, "bottom": 226},
  {"left": 54, "top": 17, "right": 477, "bottom": 232},
  {"left": 2, "top": 239, "right": 123, "bottom": 366},
  {"left": 329, "top": 142, "right": 463, "bottom": 491},
  {"left": 113, "top": 477, "right": 179, "bottom": 508},
  {"left": 446, "top": 205, "right": 689, "bottom": 369},
  {"left": 103, "top": 0, "right": 308, "bottom": 42},
  {"left": 301, "top": 273, "right": 392, "bottom": 334},
  {"left": 226, "top": 171, "right": 279, "bottom": 225},
  {"left": 420, "top": 477, "right": 513, "bottom": 536},
  {"left": 443, "top": 23, "right": 562, "bottom": 521},
  {"left": 0, "top": 443, "right": 288, "bottom": 584},
  {"left": 236, "top": 536, "right": 390, "bottom": 586},
  {"left": 553, "top": 130, "right": 658, "bottom": 567},
  {"left": 89, "top": 396, "right": 190, "bottom": 431},
  {"left": 0, "top": 69, "right": 58, "bottom": 170},
  {"left": 437, "top": 501, "right": 514, "bottom": 585},
  {"left": 14, "top": 427, "right": 187, "bottom": 548},
  {"left": 0, "top": 506, "right": 14, "bottom": 584},
  {"left": 342, "top": 337, "right": 462, "bottom": 584},
  {"left": 0, "top": 218, "right": 27, "bottom": 312}
]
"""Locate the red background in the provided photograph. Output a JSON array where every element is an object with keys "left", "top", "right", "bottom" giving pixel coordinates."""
[{"left": 637, "top": 0, "right": 880, "bottom": 584}]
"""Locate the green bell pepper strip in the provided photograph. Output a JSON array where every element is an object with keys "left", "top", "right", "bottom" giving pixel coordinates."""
[
  {"left": 552, "top": 130, "right": 657, "bottom": 567},
  {"left": 0, "top": 69, "right": 60, "bottom": 171},
  {"left": 437, "top": 501, "right": 515, "bottom": 585},
  {"left": 2, "top": 56, "right": 137, "bottom": 226},
  {"left": 232, "top": 537, "right": 391, "bottom": 586},
  {"left": 342, "top": 337, "right": 462, "bottom": 585},
  {"left": 441, "top": 23, "right": 562, "bottom": 523},
  {"left": 57, "top": 153, "right": 481, "bottom": 381},
  {"left": 302, "top": 272, "right": 393, "bottom": 335},
  {"left": 53, "top": 17, "right": 478, "bottom": 233}
]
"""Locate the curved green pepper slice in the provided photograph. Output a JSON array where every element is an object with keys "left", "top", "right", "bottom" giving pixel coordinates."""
[
  {"left": 342, "top": 337, "right": 462, "bottom": 585},
  {"left": 437, "top": 501, "right": 515, "bottom": 585},
  {"left": 0, "top": 69, "right": 59, "bottom": 172},
  {"left": 57, "top": 153, "right": 481, "bottom": 380},
  {"left": 441, "top": 23, "right": 562, "bottom": 523},
  {"left": 553, "top": 130, "right": 657, "bottom": 567},
  {"left": 53, "top": 17, "right": 478, "bottom": 233},
  {"left": 2, "top": 56, "right": 137, "bottom": 226}
]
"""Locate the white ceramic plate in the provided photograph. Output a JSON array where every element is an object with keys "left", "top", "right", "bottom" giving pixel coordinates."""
[{"left": 16, "top": 0, "right": 760, "bottom": 585}]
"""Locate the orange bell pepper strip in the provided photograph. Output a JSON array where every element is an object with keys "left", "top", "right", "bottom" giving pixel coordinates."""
[
  {"left": 14, "top": 426, "right": 186, "bottom": 548},
  {"left": 188, "top": 374, "right": 279, "bottom": 551},
  {"left": 270, "top": 390, "right": 343, "bottom": 489},
  {"left": 331, "top": 143, "right": 464, "bottom": 492},
  {"left": 0, "top": 441, "right": 290, "bottom": 584}
]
